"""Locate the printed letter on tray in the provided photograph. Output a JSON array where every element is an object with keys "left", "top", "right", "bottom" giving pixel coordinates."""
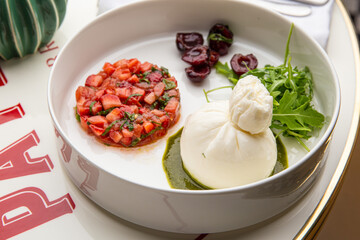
[
  {"left": 0, "top": 103, "right": 25, "bottom": 125},
  {"left": 0, "top": 187, "right": 75, "bottom": 239},
  {"left": 0, "top": 130, "right": 54, "bottom": 180}
]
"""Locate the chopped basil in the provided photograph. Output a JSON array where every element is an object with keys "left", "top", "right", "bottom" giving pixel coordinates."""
[
  {"left": 162, "top": 79, "right": 176, "bottom": 90},
  {"left": 139, "top": 77, "right": 150, "bottom": 83},
  {"left": 125, "top": 121, "right": 134, "bottom": 131},
  {"left": 89, "top": 101, "right": 97, "bottom": 115},
  {"left": 141, "top": 126, "right": 163, "bottom": 139},
  {"left": 130, "top": 137, "right": 141, "bottom": 147},
  {"left": 124, "top": 111, "right": 136, "bottom": 121},
  {"left": 124, "top": 94, "right": 142, "bottom": 104},
  {"left": 161, "top": 66, "right": 169, "bottom": 75},
  {"left": 151, "top": 120, "right": 162, "bottom": 126},
  {"left": 157, "top": 92, "right": 173, "bottom": 109},
  {"left": 74, "top": 107, "right": 80, "bottom": 122},
  {"left": 97, "top": 107, "right": 115, "bottom": 116},
  {"left": 137, "top": 71, "right": 151, "bottom": 83},
  {"left": 101, "top": 120, "right": 120, "bottom": 136}
]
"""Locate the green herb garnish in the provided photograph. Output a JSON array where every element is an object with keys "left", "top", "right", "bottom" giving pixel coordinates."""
[
  {"left": 101, "top": 120, "right": 120, "bottom": 136},
  {"left": 75, "top": 107, "right": 80, "bottom": 122},
  {"left": 208, "top": 33, "right": 233, "bottom": 44},
  {"left": 89, "top": 101, "right": 97, "bottom": 115},
  {"left": 162, "top": 78, "right": 176, "bottom": 90},
  {"left": 97, "top": 107, "right": 115, "bottom": 116},
  {"left": 124, "top": 94, "right": 142, "bottom": 104},
  {"left": 161, "top": 66, "right": 169, "bottom": 75},
  {"left": 214, "top": 23, "right": 325, "bottom": 150}
]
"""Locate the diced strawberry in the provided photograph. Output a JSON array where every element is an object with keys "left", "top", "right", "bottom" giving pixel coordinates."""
[
  {"left": 151, "top": 109, "right": 165, "bottom": 117},
  {"left": 103, "top": 62, "right": 116, "bottom": 76},
  {"left": 128, "top": 74, "right": 139, "bottom": 83},
  {"left": 87, "top": 115, "right": 108, "bottom": 127},
  {"left": 106, "top": 108, "right": 123, "bottom": 122},
  {"left": 109, "top": 130, "right": 123, "bottom": 143},
  {"left": 80, "top": 116, "right": 89, "bottom": 131},
  {"left": 128, "top": 58, "right": 140, "bottom": 73},
  {"left": 129, "top": 105, "right": 139, "bottom": 114},
  {"left": 112, "top": 68, "right": 131, "bottom": 81},
  {"left": 120, "top": 105, "right": 135, "bottom": 114},
  {"left": 100, "top": 94, "right": 121, "bottom": 110},
  {"left": 139, "top": 107, "right": 149, "bottom": 114},
  {"left": 122, "top": 128, "right": 134, "bottom": 138},
  {"left": 147, "top": 71, "right": 162, "bottom": 83},
  {"left": 76, "top": 86, "right": 95, "bottom": 101},
  {"left": 76, "top": 103, "right": 90, "bottom": 115},
  {"left": 131, "top": 87, "right": 145, "bottom": 97},
  {"left": 90, "top": 101, "right": 103, "bottom": 115},
  {"left": 98, "top": 71, "right": 108, "bottom": 79},
  {"left": 105, "top": 88, "right": 115, "bottom": 95},
  {"left": 100, "top": 78, "right": 112, "bottom": 88},
  {"left": 95, "top": 89, "right": 105, "bottom": 100},
  {"left": 135, "top": 82, "right": 152, "bottom": 90},
  {"left": 85, "top": 74, "right": 103, "bottom": 87},
  {"left": 89, "top": 124, "right": 105, "bottom": 137},
  {"left": 113, "top": 59, "right": 128, "bottom": 69},
  {"left": 164, "top": 98, "right": 179, "bottom": 113},
  {"left": 160, "top": 115, "right": 170, "bottom": 128},
  {"left": 144, "top": 92, "right": 156, "bottom": 105},
  {"left": 139, "top": 61, "right": 153, "bottom": 72},
  {"left": 115, "top": 87, "right": 131, "bottom": 100},
  {"left": 133, "top": 124, "right": 143, "bottom": 138},
  {"left": 143, "top": 121, "right": 154, "bottom": 133},
  {"left": 167, "top": 89, "right": 179, "bottom": 97},
  {"left": 120, "top": 137, "right": 132, "bottom": 146},
  {"left": 154, "top": 82, "right": 165, "bottom": 97}
]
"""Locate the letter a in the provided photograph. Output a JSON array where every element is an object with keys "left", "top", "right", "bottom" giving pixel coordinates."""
[{"left": 0, "top": 130, "right": 54, "bottom": 180}]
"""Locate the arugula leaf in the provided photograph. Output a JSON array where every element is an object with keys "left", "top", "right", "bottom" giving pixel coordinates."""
[
  {"left": 213, "top": 23, "right": 325, "bottom": 150},
  {"left": 208, "top": 33, "right": 233, "bottom": 44},
  {"left": 214, "top": 61, "right": 239, "bottom": 85},
  {"left": 272, "top": 91, "right": 324, "bottom": 133}
]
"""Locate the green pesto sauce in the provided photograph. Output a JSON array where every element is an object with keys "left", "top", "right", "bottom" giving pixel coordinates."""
[{"left": 162, "top": 127, "right": 288, "bottom": 190}]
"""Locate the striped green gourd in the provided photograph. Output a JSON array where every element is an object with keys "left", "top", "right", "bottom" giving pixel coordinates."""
[{"left": 0, "top": 0, "right": 67, "bottom": 60}]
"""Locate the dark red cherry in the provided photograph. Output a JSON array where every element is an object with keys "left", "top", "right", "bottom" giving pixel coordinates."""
[
  {"left": 176, "top": 32, "right": 204, "bottom": 52},
  {"left": 208, "top": 50, "right": 220, "bottom": 67},
  {"left": 208, "top": 23, "right": 233, "bottom": 56},
  {"left": 230, "top": 53, "right": 258, "bottom": 76},
  {"left": 185, "top": 65, "right": 211, "bottom": 83},
  {"left": 181, "top": 45, "right": 209, "bottom": 66}
]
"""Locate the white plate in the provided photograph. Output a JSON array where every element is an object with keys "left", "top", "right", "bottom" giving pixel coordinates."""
[{"left": 0, "top": 0, "right": 357, "bottom": 239}]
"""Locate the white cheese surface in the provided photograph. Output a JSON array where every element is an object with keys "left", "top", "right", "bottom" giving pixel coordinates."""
[
  {"left": 229, "top": 75, "right": 273, "bottom": 134},
  {"left": 180, "top": 99, "right": 277, "bottom": 189}
]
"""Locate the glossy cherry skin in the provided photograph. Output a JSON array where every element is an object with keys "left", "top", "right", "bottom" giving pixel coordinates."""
[
  {"left": 185, "top": 65, "right": 211, "bottom": 83},
  {"left": 176, "top": 32, "right": 204, "bottom": 52},
  {"left": 208, "top": 23, "right": 233, "bottom": 56},
  {"left": 181, "top": 45, "right": 209, "bottom": 66},
  {"left": 230, "top": 53, "right": 258, "bottom": 76}
]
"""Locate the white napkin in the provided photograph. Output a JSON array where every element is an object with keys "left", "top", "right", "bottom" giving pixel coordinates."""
[
  {"left": 97, "top": 0, "right": 334, "bottom": 48},
  {"left": 283, "top": 0, "right": 335, "bottom": 48}
]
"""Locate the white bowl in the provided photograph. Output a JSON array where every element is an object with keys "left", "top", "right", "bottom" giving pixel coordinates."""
[{"left": 48, "top": 0, "right": 340, "bottom": 233}]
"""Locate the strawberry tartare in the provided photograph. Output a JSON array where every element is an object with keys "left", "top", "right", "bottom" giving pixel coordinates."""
[{"left": 75, "top": 58, "right": 180, "bottom": 147}]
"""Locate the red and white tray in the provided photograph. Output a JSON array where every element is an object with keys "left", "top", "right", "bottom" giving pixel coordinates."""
[{"left": 0, "top": 0, "right": 358, "bottom": 239}]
